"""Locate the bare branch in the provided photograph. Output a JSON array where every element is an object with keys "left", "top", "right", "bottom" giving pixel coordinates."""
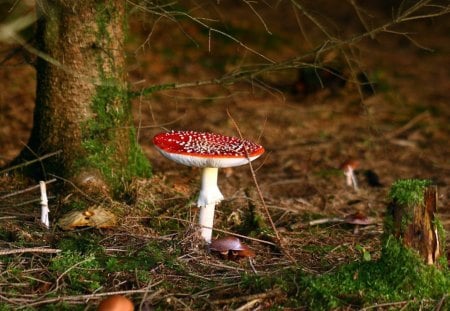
[
  {"left": 242, "top": 0, "right": 272, "bottom": 34},
  {"left": 0, "top": 179, "right": 57, "bottom": 200},
  {"left": 0, "top": 150, "right": 62, "bottom": 175},
  {"left": 127, "top": 0, "right": 275, "bottom": 63},
  {"left": 128, "top": 1, "right": 449, "bottom": 98}
]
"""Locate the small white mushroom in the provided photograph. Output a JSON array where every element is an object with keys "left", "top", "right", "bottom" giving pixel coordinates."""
[
  {"left": 340, "top": 159, "right": 360, "bottom": 191},
  {"left": 39, "top": 181, "right": 49, "bottom": 229}
]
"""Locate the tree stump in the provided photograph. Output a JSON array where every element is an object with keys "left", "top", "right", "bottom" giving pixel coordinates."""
[{"left": 387, "top": 180, "right": 442, "bottom": 265}]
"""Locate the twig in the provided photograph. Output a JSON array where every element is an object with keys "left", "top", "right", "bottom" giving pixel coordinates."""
[
  {"left": 0, "top": 216, "right": 16, "bottom": 220},
  {"left": 0, "top": 179, "right": 57, "bottom": 200},
  {"left": 243, "top": 0, "right": 272, "bottom": 34},
  {"left": 157, "top": 215, "right": 277, "bottom": 247},
  {"left": 435, "top": 294, "right": 448, "bottom": 311},
  {"left": 235, "top": 299, "right": 262, "bottom": 311},
  {"left": 212, "top": 289, "right": 282, "bottom": 305},
  {"left": 128, "top": 0, "right": 274, "bottom": 63},
  {"left": 227, "top": 110, "right": 296, "bottom": 263},
  {"left": 359, "top": 299, "right": 437, "bottom": 310},
  {"left": 14, "top": 284, "right": 163, "bottom": 309},
  {"left": 309, "top": 218, "right": 344, "bottom": 226},
  {"left": 47, "top": 173, "right": 101, "bottom": 204},
  {"left": 13, "top": 196, "right": 56, "bottom": 207},
  {"left": 128, "top": 1, "right": 449, "bottom": 99},
  {"left": 0, "top": 11, "right": 36, "bottom": 42},
  {"left": 0, "top": 150, "right": 62, "bottom": 175},
  {"left": 139, "top": 288, "right": 166, "bottom": 310},
  {"left": 0, "top": 247, "right": 61, "bottom": 256},
  {"left": 384, "top": 111, "right": 430, "bottom": 139}
]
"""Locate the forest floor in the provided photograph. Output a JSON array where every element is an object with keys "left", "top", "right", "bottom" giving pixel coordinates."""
[{"left": 0, "top": 2, "right": 449, "bottom": 310}]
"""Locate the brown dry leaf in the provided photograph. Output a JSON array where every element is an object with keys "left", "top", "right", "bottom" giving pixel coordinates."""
[{"left": 58, "top": 206, "right": 117, "bottom": 230}]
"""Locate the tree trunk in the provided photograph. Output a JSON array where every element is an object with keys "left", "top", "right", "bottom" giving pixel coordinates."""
[
  {"left": 18, "top": 0, "right": 150, "bottom": 196},
  {"left": 388, "top": 183, "right": 442, "bottom": 265}
]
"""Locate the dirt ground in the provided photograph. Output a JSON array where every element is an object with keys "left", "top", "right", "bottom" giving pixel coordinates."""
[{"left": 0, "top": 1, "right": 449, "bottom": 310}]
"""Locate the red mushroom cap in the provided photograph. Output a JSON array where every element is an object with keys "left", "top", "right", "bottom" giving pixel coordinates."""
[
  {"left": 153, "top": 130, "right": 265, "bottom": 168},
  {"left": 339, "top": 159, "right": 360, "bottom": 171}
]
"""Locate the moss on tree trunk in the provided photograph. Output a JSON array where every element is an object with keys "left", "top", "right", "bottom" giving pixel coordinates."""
[
  {"left": 386, "top": 179, "right": 444, "bottom": 265},
  {"left": 20, "top": 0, "right": 150, "bottom": 196}
]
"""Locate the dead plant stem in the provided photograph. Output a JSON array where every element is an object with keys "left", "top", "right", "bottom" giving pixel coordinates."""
[
  {"left": 0, "top": 247, "right": 61, "bottom": 256},
  {"left": 0, "top": 150, "right": 62, "bottom": 175},
  {"left": 226, "top": 110, "right": 297, "bottom": 263},
  {"left": 0, "top": 179, "right": 56, "bottom": 200},
  {"left": 212, "top": 288, "right": 282, "bottom": 305},
  {"left": 14, "top": 284, "right": 163, "bottom": 309}
]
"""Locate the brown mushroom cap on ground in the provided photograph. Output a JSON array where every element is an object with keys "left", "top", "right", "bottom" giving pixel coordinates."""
[
  {"left": 343, "top": 212, "right": 373, "bottom": 225},
  {"left": 97, "top": 295, "right": 134, "bottom": 311},
  {"left": 210, "top": 236, "right": 255, "bottom": 259}
]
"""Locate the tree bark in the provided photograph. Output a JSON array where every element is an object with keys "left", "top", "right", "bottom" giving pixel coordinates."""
[
  {"left": 18, "top": 0, "right": 150, "bottom": 196},
  {"left": 388, "top": 185, "right": 441, "bottom": 265}
]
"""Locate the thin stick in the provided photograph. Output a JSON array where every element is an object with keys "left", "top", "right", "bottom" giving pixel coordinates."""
[
  {"left": 212, "top": 289, "right": 282, "bottom": 305},
  {"left": 359, "top": 299, "right": 428, "bottom": 310},
  {"left": 14, "top": 284, "right": 163, "bottom": 309},
  {"left": 0, "top": 179, "right": 57, "bottom": 200},
  {"left": 0, "top": 150, "right": 62, "bottom": 175},
  {"left": 384, "top": 111, "right": 430, "bottom": 139},
  {"left": 435, "top": 294, "right": 448, "bottom": 311},
  {"left": 158, "top": 215, "right": 277, "bottom": 247},
  {"left": 0, "top": 247, "right": 61, "bottom": 256},
  {"left": 309, "top": 218, "right": 344, "bottom": 226},
  {"left": 226, "top": 110, "right": 296, "bottom": 262},
  {"left": 127, "top": 2, "right": 449, "bottom": 99},
  {"left": 0, "top": 216, "right": 16, "bottom": 220}
]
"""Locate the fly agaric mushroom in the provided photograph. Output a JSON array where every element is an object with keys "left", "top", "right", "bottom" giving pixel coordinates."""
[
  {"left": 340, "top": 159, "right": 359, "bottom": 191},
  {"left": 153, "top": 130, "right": 264, "bottom": 243}
]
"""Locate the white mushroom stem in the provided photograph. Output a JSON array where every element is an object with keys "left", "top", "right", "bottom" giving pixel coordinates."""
[
  {"left": 197, "top": 167, "right": 224, "bottom": 243},
  {"left": 39, "top": 181, "right": 50, "bottom": 229},
  {"left": 344, "top": 167, "right": 358, "bottom": 191}
]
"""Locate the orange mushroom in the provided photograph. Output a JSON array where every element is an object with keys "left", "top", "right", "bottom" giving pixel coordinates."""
[{"left": 97, "top": 295, "right": 134, "bottom": 311}]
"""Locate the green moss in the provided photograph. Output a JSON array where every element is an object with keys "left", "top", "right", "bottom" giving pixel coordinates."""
[
  {"left": 72, "top": 2, "right": 152, "bottom": 195},
  {"left": 128, "top": 82, "right": 176, "bottom": 98},
  {"left": 389, "top": 179, "right": 431, "bottom": 207},
  {"left": 57, "top": 233, "right": 102, "bottom": 254},
  {"left": 300, "top": 237, "right": 449, "bottom": 309},
  {"left": 237, "top": 197, "right": 448, "bottom": 309},
  {"left": 105, "top": 241, "right": 180, "bottom": 276},
  {"left": 95, "top": 2, "right": 112, "bottom": 43},
  {"left": 128, "top": 126, "right": 152, "bottom": 178},
  {"left": 294, "top": 180, "right": 448, "bottom": 309},
  {"left": 50, "top": 250, "right": 105, "bottom": 293}
]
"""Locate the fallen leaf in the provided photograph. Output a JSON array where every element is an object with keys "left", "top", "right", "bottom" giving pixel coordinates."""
[{"left": 58, "top": 206, "right": 117, "bottom": 230}]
